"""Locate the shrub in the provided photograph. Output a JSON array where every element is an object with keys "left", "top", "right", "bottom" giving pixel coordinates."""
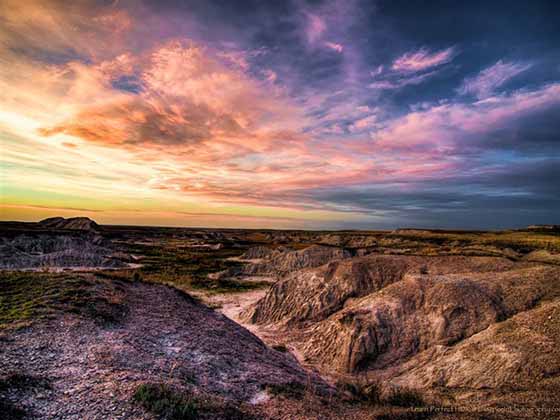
[
  {"left": 272, "top": 344, "right": 288, "bottom": 353},
  {"left": 385, "top": 387, "right": 425, "bottom": 407},
  {"left": 133, "top": 383, "right": 198, "bottom": 420},
  {"left": 336, "top": 379, "right": 381, "bottom": 405},
  {"left": 265, "top": 381, "right": 306, "bottom": 399},
  {"left": 133, "top": 383, "right": 254, "bottom": 420}
]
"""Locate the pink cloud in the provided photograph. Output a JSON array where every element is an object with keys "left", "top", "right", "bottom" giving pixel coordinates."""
[
  {"left": 371, "top": 82, "right": 560, "bottom": 154},
  {"left": 392, "top": 47, "right": 455, "bottom": 73},
  {"left": 305, "top": 12, "right": 327, "bottom": 45},
  {"left": 262, "top": 69, "right": 277, "bottom": 83},
  {"left": 349, "top": 115, "right": 378, "bottom": 132},
  {"left": 217, "top": 50, "right": 250, "bottom": 71},
  {"left": 369, "top": 69, "right": 439, "bottom": 90},
  {"left": 325, "top": 41, "right": 344, "bottom": 53},
  {"left": 457, "top": 60, "right": 532, "bottom": 99}
]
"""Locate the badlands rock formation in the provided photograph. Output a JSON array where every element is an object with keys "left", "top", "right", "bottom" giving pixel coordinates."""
[
  {"left": 242, "top": 252, "right": 560, "bottom": 386},
  {"left": 301, "top": 265, "right": 559, "bottom": 373},
  {"left": 0, "top": 234, "right": 127, "bottom": 270},
  {"left": 0, "top": 218, "right": 129, "bottom": 270},
  {"left": 242, "top": 255, "right": 519, "bottom": 327},
  {"left": 387, "top": 299, "right": 560, "bottom": 391},
  {"left": 227, "top": 245, "right": 352, "bottom": 277},
  {"left": 38, "top": 216, "right": 100, "bottom": 232},
  {"left": 239, "top": 245, "right": 283, "bottom": 260}
]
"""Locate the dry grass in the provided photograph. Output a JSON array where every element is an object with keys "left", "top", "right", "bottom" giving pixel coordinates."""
[{"left": 0, "top": 272, "right": 127, "bottom": 329}]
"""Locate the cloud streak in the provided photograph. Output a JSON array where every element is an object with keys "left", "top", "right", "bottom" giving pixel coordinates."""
[
  {"left": 458, "top": 60, "right": 533, "bottom": 99},
  {"left": 392, "top": 47, "right": 456, "bottom": 73}
]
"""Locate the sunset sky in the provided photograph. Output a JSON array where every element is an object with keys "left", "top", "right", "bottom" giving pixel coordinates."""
[{"left": 1, "top": 0, "right": 559, "bottom": 229}]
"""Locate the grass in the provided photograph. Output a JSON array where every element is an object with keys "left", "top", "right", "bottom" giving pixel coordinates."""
[
  {"left": 336, "top": 379, "right": 426, "bottom": 409},
  {"left": 385, "top": 388, "right": 425, "bottom": 408},
  {"left": 0, "top": 272, "right": 126, "bottom": 329},
  {"left": 98, "top": 241, "right": 270, "bottom": 294},
  {"left": 389, "top": 230, "right": 560, "bottom": 254},
  {"left": 272, "top": 344, "right": 288, "bottom": 353},
  {"left": 132, "top": 383, "right": 253, "bottom": 420},
  {"left": 264, "top": 381, "right": 307, "bottom": 400},
  {"left": 133, "top": 383, "right": 198, "bottom": 420}
]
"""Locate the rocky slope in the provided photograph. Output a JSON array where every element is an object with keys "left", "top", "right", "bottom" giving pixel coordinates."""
[
  {"left": 0, "top": 276, "right": 326, "bottom": 419},
  {"left": 239, "top": 246, "right": 289, "bottom": 260}
]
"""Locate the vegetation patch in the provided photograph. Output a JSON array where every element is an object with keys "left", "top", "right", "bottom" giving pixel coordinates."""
[
  {"left": 99, "top": 241, "right": 272, "bottom": 294},
  {"left": 385, "top": 388, "right": 425, "bottom": 408},
  {"left": 0, "top": 272, "right": 126, "bottom": 329},
  {"left": 272, "top": 344, "right": 288, "bottom": 353},
  {"left": 264, "top": 381, "right": 307, "bottom": 400},
  {"left": 114, "top": 242, "right": 255, "bottom": 292},
  {"left": 133, "top": 383, "right": 198, "bottom": 420},
  {"left": 336, "top": 380, "right": 426, "bottom": 410},
  {"left": 133, "top": 383, "right": 254, "bottom": 420}
]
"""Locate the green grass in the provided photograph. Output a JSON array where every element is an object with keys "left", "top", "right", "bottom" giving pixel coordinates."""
[
  {"left": 385, "top": 388, "right": 425, "bottom": 408},
  {"left": 264, "top": 381, "right": 307, "bottom": 400},
  {"left": 336, "top": 379, "right": 426, "bottom": 410},
  {"left": 132, "top": 383, "right": 253, "bottom": 420},
  {"left": 390, "top": 230, "right": 560, "bottom": 254},
  {"left": 99, "top": 241, "right": 269, "bottom": 294},
  {"left": 133, "top": 383, "right": 198, "bottom": 420},
  {"left": 0, "top": 272, "right": 126, "bottom": 329}
]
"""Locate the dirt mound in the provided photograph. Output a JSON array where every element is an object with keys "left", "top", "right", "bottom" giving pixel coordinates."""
[
  {"left": 300, "top": 265, "right": 560, "bottom": 374},
  {"left": 39, "top": 216, "right": 100, "bottom": 232},
  {"left": 242, "top": 255, "right": 520, "bottom": 327},
  {"left": 0, "top": 277, "right": 325, "bottom": 419}
]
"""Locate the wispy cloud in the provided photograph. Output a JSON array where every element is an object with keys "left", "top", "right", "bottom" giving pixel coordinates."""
[
  {"left": 458, "top": 60, "right": 532, "bottom": 99},
  {"left": 368, "top": 46, "right": 455, "bottom": 91},
  {"left": 304, "top": 12, "right": 327, "bottom": 45},
  {"left": 369, "top": 69, "right": 439, "bottom": 90},
  {"left": 325, "top": 41, "right": 344, "bottom": 53},
  {"left": 392, "top": 47, "right": 456, "bottom": 73}
]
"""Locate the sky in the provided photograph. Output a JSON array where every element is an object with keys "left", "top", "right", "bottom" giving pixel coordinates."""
[{"left": 1, "top": 0, "right": 559, "bottom": 230}]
